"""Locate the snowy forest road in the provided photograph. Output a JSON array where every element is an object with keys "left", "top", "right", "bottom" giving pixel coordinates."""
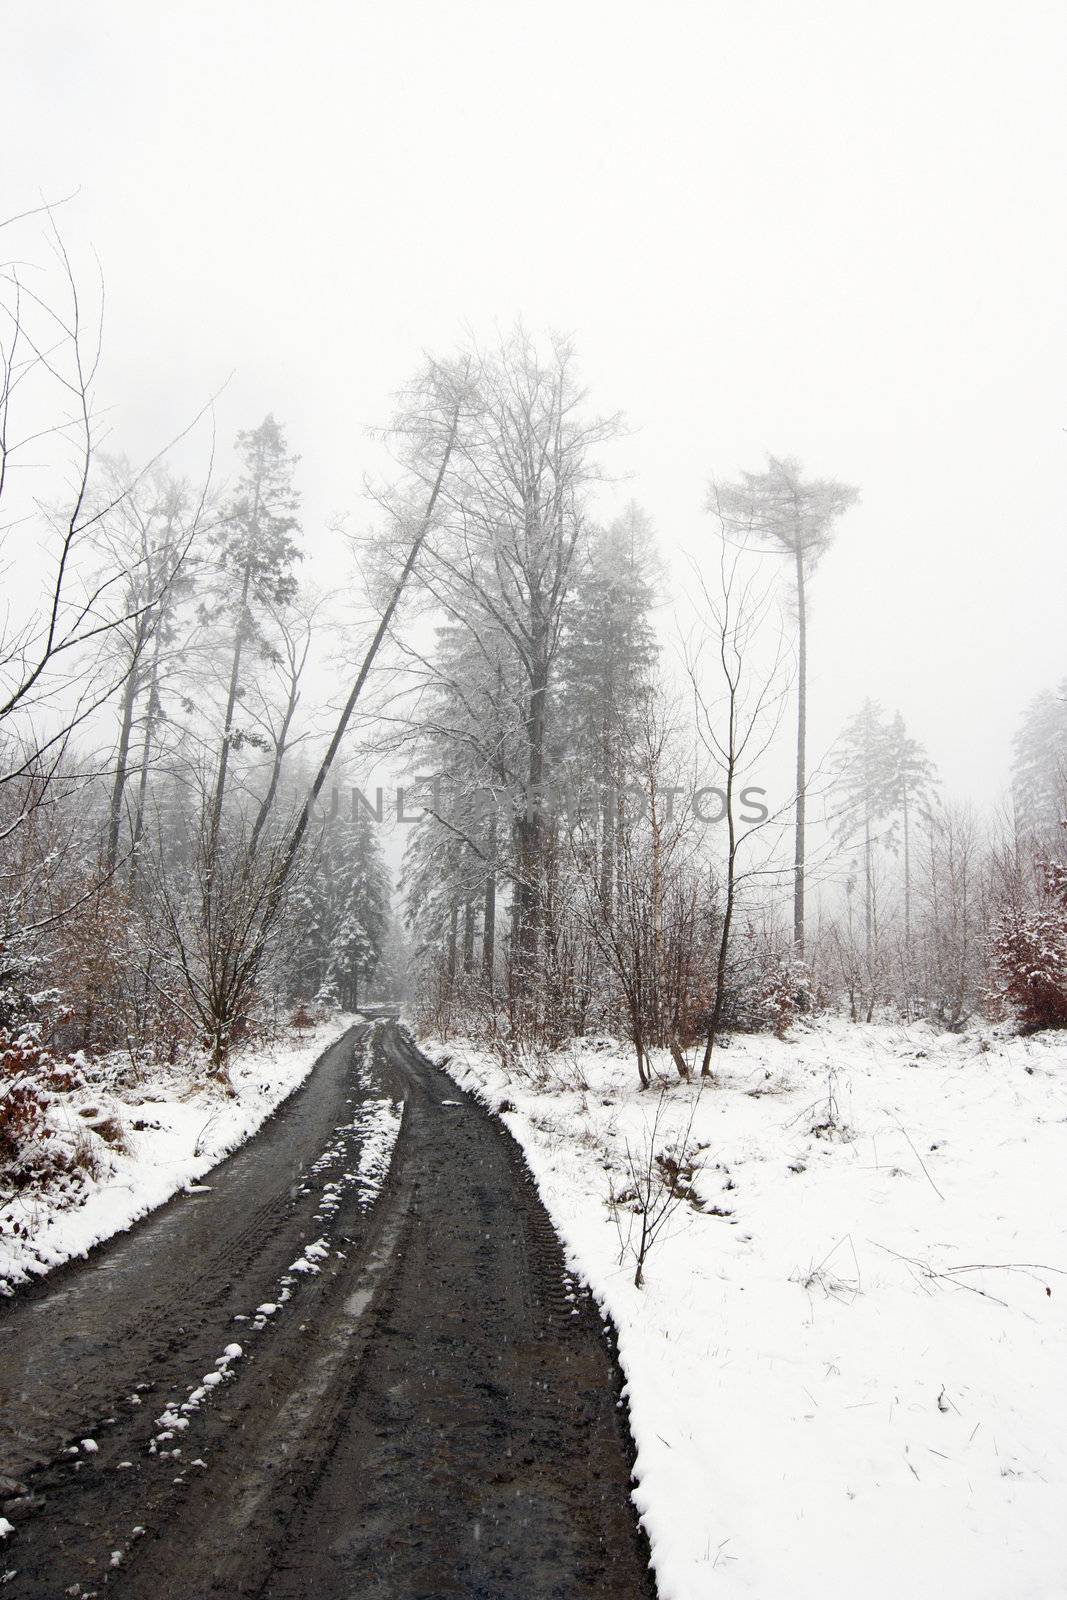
[{"left": 0, "top": 1022, "right": 653, "bottom": 1599}]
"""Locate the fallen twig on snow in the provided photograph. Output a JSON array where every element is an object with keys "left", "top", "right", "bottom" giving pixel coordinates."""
[
  {"left": 871, "top": 1241, "right": 1009, "bottom": 1306},
  {"left": 896, "top": 1122, "right": 944, "bottom": 1199}
]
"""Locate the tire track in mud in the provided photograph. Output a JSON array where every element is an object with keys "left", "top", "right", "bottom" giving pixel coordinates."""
[
  {"left": 0, "top": 1026, "right": 380, "bottom": 1482},
  {"left": 0, "top": 1023, "right": 654, "bottom": 1599},
  {"left": 0, "top": 1024, "right": 394, "bottom": 1596},
  {"left": 258, "top": 1027, "right": 654, "bottom": 1600}
]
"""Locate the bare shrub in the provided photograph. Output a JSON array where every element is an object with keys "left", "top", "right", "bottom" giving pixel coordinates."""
[{"left": 609, "top": 1087, "right": 705, "bottom": 1287}]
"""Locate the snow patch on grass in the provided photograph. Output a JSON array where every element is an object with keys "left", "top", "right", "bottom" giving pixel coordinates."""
[{"left": 436, "top": 1020, "right": 1067, "bottom": 1600}]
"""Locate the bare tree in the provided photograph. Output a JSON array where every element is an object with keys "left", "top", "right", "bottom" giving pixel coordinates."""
[
  {"left": 611, "top": 1085, "right": 704, "bottom": 1287},
  {"left": 917, "top": 801, "right": 990, "bottom": 1026},
  {"left": 91, "top": 462, "right": 205, "bottom": 869},
  {"left": 683, "top": 536, "right": 792, "bottom": 1074},
  {"left": 245, "top": 588, "right": 324, "bottom": 856},
  {"left": 141, "top": 806, "right": 296, "bottom": 1076},
  {"left": 0, "top": 211, "right": 205, "bottom": 810},
  {"left": 573, "top": 690, "right": 706, "bottom": 1086}
]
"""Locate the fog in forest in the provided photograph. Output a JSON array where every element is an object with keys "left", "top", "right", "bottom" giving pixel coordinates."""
[
  {"left": 4, "top": 10, "right": 1067, "bottom": 1598},
  {"left": 9, "top": 0, "right": 1065, "bottom": 809}
]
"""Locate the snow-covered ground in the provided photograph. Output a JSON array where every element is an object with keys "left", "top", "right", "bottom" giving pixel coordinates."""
[
  {"left": 434, "top": 1020, "right": 1067, "bottom": 1600},
  {"left": 0, "top": 1015, "right": 357, "bottom": 1295}
]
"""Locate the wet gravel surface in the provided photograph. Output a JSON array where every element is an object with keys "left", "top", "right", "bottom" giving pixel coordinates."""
[{"left": 0, "top": 1022, "right": 654, "bottom": 1599}]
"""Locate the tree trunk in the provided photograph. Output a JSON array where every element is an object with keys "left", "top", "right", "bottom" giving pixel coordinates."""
[
  {"left": 262, "top": 403, "right": 459, "bottom": 919},
  {"left": 106, "top": 660, "right": 140, "bottom": 870},
  {"left": 703, "top": 674, "right": 740, "bottom": 1075},
  {"left": 462, "top": 898, "right": 476, "bottom": 974},
  {"left": 447, "top": 901, "right": 459, "bottom": 985},
  {"left": 516, "top": 651, "right": 549, "bottom": 991},
  {"left": 864, "top": 811, "right": 873, "bottom": 961},
  {"left": 633, "top": 1022, "right": 650, "bottom": 1089},
  {"left": 902, "top": 780, "right": 912, "bottom": 946},
  {"left": 599, "top": 713, "right": 615, "bottom": 920},
  {"left": 208, "top": 556, "right": 253, "bottom": 863},
  {"left": 249, "top": 680, "right": 299, "bottom": 856},
  {"left": 482, "top": 867, "right": 496, "bottom": 985},
  {"left": 793, "top": 546, "right": 807, "bottom": 959},
  {"left": 131, "top": 626, "right": 165, "bottom": 856}
]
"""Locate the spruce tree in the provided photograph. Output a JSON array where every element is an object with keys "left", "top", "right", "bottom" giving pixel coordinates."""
[
  {"left": 207, "top": 416, "right": 302, "bottom": 857},
  {"left": 1012, "top": 681, "right": 1067, "bottom": 848}
]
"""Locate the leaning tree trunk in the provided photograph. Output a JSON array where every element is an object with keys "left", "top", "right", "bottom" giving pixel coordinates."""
[
  {"left": 249, "top": 679, "right": 299, "bottom": 857},
  {"left": 232, "top": 397, "right": 460, "bottom": 1034}
]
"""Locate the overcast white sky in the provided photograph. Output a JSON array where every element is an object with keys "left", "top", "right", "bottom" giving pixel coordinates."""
[{"left": 7, "top": 0, "right": 1066, "bottom": 808}]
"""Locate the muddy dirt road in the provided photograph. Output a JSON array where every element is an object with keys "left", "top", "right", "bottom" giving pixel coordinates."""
[{"left": 0, "top": 1022, "right": 653, "bottom": 1598}]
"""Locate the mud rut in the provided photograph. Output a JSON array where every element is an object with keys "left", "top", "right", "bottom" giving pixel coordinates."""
[{"left": 0, "top": 1022, "right": 654, "bottom": 1599}]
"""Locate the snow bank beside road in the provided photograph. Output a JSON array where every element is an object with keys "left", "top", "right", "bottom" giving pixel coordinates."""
[
  {"left": 0, "top": 1015, "right": 358, "bottom": 1295},
  {"left": 436, "top": 1021, "right": 1067, "bottom": 1600}
]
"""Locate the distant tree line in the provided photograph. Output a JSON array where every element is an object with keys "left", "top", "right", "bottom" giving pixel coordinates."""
[{"left": 2, "top": 210, "right": 1064, "bottom": 1206}]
